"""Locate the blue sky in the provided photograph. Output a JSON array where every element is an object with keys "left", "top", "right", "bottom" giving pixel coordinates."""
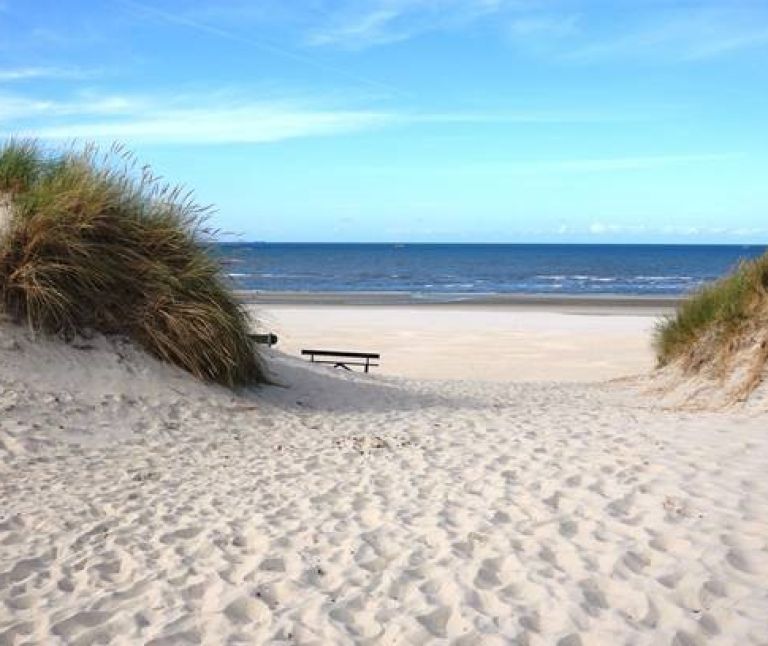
[{"left": 1, "top": 0, "right": 767, "bottom": 243}]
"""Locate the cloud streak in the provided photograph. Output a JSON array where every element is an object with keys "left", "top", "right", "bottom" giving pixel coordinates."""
[
  {"left": 307, "top": 0, "right": 510, "bottom": 48},
  {"left": 561, "top": 7, "right": 768, "bottom": 63},
  {"left": 117, "top": 0, "right": 397, "bottom": 93},
  {"left": 307, "top": 1, "right": 768, "bottom": 62},
  {"left": 586, "top": 222, "right": 768, "bottom": 238},
  {"left": 0, "top": 93, "right": 139, "bottom": 121},
  {"left": 15, "top": 106, "right": 394, "bottom": 145},
  {"left": 0, "top": 66, "right": 94, "bottom": 81},
  {"left": 502, "top": 4, "right": 768, "bottom": 63},
  {"left": 1, "top": 89, "right": 669, "bottom": 145}
]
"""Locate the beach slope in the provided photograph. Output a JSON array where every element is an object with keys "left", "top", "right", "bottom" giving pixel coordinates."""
[{"left": 1, "top": 322, "right": 767, "bottom": 644}]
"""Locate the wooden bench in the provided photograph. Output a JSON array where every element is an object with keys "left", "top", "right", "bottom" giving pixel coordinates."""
[
  {"left": 301, "top": 349, "right": 380, "bottom": 373},
  {"left": 248, "top": 333, "right": 278, "bottom": 347}
]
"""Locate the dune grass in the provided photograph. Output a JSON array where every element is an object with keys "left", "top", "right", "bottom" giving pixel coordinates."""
[
  {"left": 0, "top": 139, "right": 264, "bottom": 387},
  {"left": 655, "top": 252, "right": 768, "bottom": 369}
]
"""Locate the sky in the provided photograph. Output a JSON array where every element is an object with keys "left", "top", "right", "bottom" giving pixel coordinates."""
[{"left": 1, "top": 0, "right": 767, "bottom": 243}]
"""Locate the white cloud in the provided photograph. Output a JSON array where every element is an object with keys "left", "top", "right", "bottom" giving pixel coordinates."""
[
  {"left": 307, "top": 0, "right": 512, "bottom": 48},
  {"left": 7, "top": 0, "right": 764, "bottom": 75},
  {"left": 305, "top": 1, "right": 768, "bottom": 61},
  {"left": 583, "top": 222, "right": 768, "bottom": 238},
  {"left": 119, "top": 0, "right": 395, "bottom": 92},
  {"left": 309, "top": 8, "right": 404, "bottom": 47},
  {"left": 19, "top": 106, "right": 393, "bottom": 145},
  {"left": 0, "top": 93, "right": 140, "bottom": 121},
  {"left": 588, "top": 221, "right": 647, "bottom": 235},
  {"left": 0, "top": 66, "right": 94, "bottom": 81},
  {"left": 0, "top": 90, "right": 397, "bottom": 144},
  {"left": 2, "top": 88, "right": 671, "bottom": 145},
  {"left": 561, "top": 6, "right": 768, "bottom": 63}
]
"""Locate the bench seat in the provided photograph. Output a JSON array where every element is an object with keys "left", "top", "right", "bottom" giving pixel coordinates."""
[{"left": 301, "top": 349, "right": 380, "bottom": 373}]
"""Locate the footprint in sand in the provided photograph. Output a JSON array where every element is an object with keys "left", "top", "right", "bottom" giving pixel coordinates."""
[
  {"left": 621, "top": 550, "right": 650, "bottom": 574},
  {"left": 51, "top": 610, "right": 113, "bottom": 641},
  {"left": 0, "top": 621, "right": 36, "bottom": 644},
  {"left": 0, "top": 554, "right": 52, "bottom": 588},
  {"left": 417, "top": 605, "right": 457, "bottom": 638},
  {"left": 564, "top": 474, "right": 582, "bottom": 488},
  {"left": 671, "top": 629, "right": 701, "bottom": 646},
  {"left": 474, "top": 558, "right": 504, "bottom": 589},
  {"left": 543, "top": 491, "right": 562, "bottom": 510},
  {"left": 223, "top": 595, "right": 271, "bottom": 625},
  {"left": 258, "top": 557, "right": 286, "bottom": 572},
  {"left": 559, "top": 519, "right": 578, "bottom": 538},
  {"left": 579, "top": 579, "right": 608, "bottom": 615},
  {"left": 159, "top": 526, "right": 202, "bottom": 544}
]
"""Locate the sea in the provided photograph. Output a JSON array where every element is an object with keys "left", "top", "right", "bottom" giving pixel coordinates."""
[{"left": 214, "top": 243, "right": 767, "bottom": 296}]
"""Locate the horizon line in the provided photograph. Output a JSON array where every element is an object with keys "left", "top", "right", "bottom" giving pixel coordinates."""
[{"left": 214, "top": 240, "right": 768, "bottom": 246}]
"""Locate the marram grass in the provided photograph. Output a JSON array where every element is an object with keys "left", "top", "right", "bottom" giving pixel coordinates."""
[
  {"left": 0, "top": 140, "right": 264, "bottom": 387},
  {"left": 654, "top": 252, "right": 768, "bottom": 370}
]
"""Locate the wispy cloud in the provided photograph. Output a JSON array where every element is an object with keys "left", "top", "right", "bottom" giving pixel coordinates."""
[
  {"left": 586, "top": 222, "right": 768, "bottom": 238},
  {"left": 307, "top": 0, "right": 511, "bottom": 49},
  {"left": 1, "top": 96, "right": 393, "bottom": 145},
  {"left": 0, "top": 93, "right": 139, "bottom": 121},
  {"left": 302, "top": 1, "right": 768, "bottom": 63},
  {"left": 117, "top": 0, "right": 396, "bottom": 93},
  {"left": 1, "top": 88, "right": 668, "bottom": 145},
  {"left": 26, "top": 108, "right": 394, "bottom": 145},
  {"left": 0, "top": 66, "right": 95, "bottom": 81},
  {"left": 558, "top": 6, "right": 768, "bottom": 63},
  {"left": 309, "top": 8, "right": 402, "bottom": 47}
]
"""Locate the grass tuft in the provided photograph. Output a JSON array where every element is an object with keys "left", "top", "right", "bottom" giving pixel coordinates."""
[
  {"left": 654, "top": 252, "right": 768, "bottom": 373},
  {"left": 0, "top": 139, "right": 43, "bottom": 195},
  {"left": 0, "top": 139, "right": 264, "bottom": 387}
]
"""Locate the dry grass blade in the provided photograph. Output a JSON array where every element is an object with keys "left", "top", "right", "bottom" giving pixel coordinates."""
[
  {"left": 0, "top": 139, "right": 264, "bottom": 387},
  {"left": 654, "top": 252, "right": 768, "bottom": 399}
]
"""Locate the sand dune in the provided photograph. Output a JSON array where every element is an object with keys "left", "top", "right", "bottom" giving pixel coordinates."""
[{"left": 1, "top": 321, "right": 767, "bottom": 644}]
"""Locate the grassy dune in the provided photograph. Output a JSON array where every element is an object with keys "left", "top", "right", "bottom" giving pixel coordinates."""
[
  {"left": 655, "top": 252, "right": 768, "bottom": 395},
  {"left": 0, "top": 140, "right": 264, "bottom": 387}
]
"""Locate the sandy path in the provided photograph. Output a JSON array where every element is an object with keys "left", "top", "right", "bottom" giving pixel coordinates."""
[{"left": 1, "top": 329, "right": 766, "bottom": 644}]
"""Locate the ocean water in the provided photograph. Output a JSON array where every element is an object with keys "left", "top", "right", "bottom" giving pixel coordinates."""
[{"left": 214, "top": 243, "right": 767, "bottom": 296}]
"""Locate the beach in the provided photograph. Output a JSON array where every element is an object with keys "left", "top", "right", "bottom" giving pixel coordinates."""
[
  {"left": 5, "top": 0, "right": 768, "bottom": 638},
  {"left": 245, "top": 294, "right": 673, "bottom": 382},
  {"left": 2, "top": 300, "right": 767, "bottom": 644},
  {"left": 6, "top": 0, "right": 768, "bottom": 646}
]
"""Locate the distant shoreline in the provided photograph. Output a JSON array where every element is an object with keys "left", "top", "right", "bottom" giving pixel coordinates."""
[
  {"left": 220, "top": 242, "right": 767, "bottom": 247},
  {"left": 237, "top": 290, "right": 681, "bottom": 314}
]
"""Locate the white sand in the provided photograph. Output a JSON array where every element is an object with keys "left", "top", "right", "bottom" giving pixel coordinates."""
[
  {"left": 248, "top": 305, "right": 657, "bottom": 381},
  {"left": 1, "top": 317, "right": 767, "bottom": 644}
]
